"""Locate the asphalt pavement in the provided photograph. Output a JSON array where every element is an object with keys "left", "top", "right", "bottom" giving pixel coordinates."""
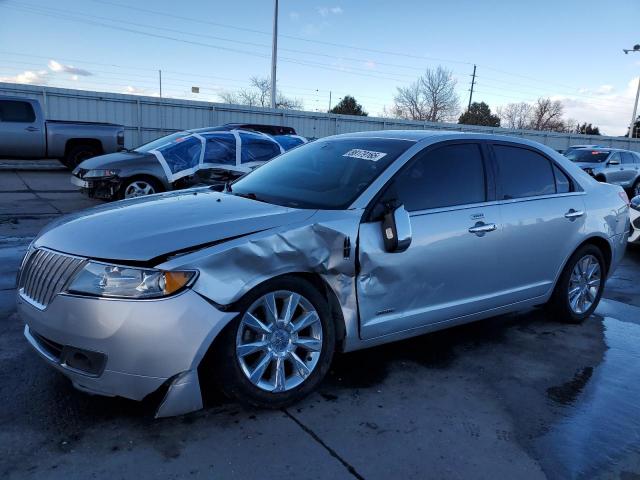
[{"left": 1, "top": 161, "right": 639, "bottom": 480}]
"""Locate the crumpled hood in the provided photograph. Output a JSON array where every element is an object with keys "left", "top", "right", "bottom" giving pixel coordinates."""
[
  {"left": 77, "top": 150, "right": 152, "bottom": 170},
  {"left": 35, "top": 189, "right": 316, "bottom": 262}
]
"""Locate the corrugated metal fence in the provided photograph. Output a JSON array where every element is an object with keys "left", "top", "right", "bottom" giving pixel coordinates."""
[{"left": 2, "top": 81, "right": 639, "bottom": 152}]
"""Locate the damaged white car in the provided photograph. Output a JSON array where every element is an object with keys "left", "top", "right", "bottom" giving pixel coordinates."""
[{"left": 17, "top": 130, "right": 629, "bottom": 417}]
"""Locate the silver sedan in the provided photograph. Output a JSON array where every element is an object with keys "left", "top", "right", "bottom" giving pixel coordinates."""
[{"left": 17, "top": 130, "right": 630, "bottom": 417}]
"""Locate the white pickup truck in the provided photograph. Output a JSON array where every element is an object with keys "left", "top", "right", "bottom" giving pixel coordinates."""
[{"left": 0, "top": 96, "right": 125, "bottom": 168}]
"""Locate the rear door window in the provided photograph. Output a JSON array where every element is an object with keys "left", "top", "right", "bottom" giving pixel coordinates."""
[
  {"left": 622, "top": 152, "right": 636, "bottom": 164},
  {"left": 202, "top": 134, "right": 236, "bottom": 165},
  {"left": 392, "top": 143, "right": 486, "bottom": 211},
  {"left": 493, "top": 145, "right": 555, "bottom": 199},
  {"left": 0, "top": 100, "right": 35, "bottom": 122}
]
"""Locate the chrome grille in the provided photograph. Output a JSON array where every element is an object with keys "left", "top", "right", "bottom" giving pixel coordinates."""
[{"left": 18, "top": 248, "right": 85, "bottom": 309}]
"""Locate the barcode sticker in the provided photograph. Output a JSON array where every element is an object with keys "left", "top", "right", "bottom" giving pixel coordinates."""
[{"left": 342, "top": 149, "right": 387, "bottom": 161}]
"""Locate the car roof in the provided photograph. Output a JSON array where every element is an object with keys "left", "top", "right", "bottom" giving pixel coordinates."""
[
  {"left": 189, "top": 123, "right": 297, "bottom": 135},
  {"left": 328, "top": 129, "right": 552, "bottom": 146},
  {"left": 572, "top": 147, "right": 628, "bottom": 153}
]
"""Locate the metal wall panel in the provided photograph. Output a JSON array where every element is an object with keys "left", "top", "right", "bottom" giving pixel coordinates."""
[{"left": 1, "top": 82, "right": 639, "bottom": 153}]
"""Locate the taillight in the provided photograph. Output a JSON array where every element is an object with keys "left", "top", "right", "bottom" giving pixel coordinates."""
[
  {"left": 619, "top": 190, "right": 630, "bottom": 205},
  {"left": 117, "top": 130, "right": 125, "bottom": 146}
]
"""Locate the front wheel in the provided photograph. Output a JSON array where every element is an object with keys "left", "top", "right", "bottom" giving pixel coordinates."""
[
  {"left": 547, "top": 244, "right": 605, "bottom": 323},
  {"left": 213, "top": 277, "right": 336, "bottom": 408},
  {"left": 119, "top": 177, "right": 163, "bottom": 199}
]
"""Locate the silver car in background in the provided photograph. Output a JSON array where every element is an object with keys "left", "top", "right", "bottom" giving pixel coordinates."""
[
  {"left": 565, "top": 147, "right": 640, "bottom": 197},
  {"left": 17, "top": 130, "right": 629, "bottom": 417}
]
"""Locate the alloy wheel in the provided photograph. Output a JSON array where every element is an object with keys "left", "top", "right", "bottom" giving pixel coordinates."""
[
  {"left": 235, "top": 290, "right": 323, "bottom": 393},
  {"left": 568, "top": 254, "right": 601, "bottom": 314},
  {"left": 124, "top": 180, "right": 155, "bottom": 198}
]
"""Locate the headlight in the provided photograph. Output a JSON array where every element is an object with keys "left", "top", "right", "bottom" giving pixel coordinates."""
[
  {"left": 66, "top": 262, "right": 196, "bottom": 299},
  {"left": 631, "top": 196, "right": 640, "bottom": 211},
  {"left": 83, "top": 169, "right": 120, "bottom": 179}
]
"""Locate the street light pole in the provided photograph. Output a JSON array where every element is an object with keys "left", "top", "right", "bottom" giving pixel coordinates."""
[
  {"left": 270, "top": 0, "right": 278, "bottom": 109},
  {"left": 630, "top": 78, "right": 640, "bottom": 139},
  {"left": 624, "top": 44, "right": 640, "bottom": 138}
]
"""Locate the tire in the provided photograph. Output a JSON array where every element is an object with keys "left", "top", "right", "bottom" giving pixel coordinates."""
[
  {"left": 212, "top": 276, "right": 336, "bottom": 408},
  {"left": 118, "top": 176, "right": 163, "bottom": 200},
  {"left": 547, "top": 244, "right": 606, "bottom": 323},
  {"left": 63, "top": 144, "right": 100, "bottom": 169}
]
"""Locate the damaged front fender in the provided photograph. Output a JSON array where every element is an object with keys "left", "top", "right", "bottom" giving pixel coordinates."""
[{"left": 158, "top": 211, "right": 363, "bottom": 349}]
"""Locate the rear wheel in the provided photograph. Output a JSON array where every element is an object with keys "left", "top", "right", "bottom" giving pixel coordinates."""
[
  {"left": 547, "top": 244, "right": 605, "bottom": 323},
  {"left": 63, "top": 144, "right": 100, "bottom": 169},
  {"left": 119, "top": 177, "right": 163, "bottom": 199},
  {"left": 213, "top": 276, "right": 335, "bottom": 408}
]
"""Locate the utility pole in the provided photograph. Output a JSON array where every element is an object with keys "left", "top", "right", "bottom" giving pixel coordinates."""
[
  {"left": 467, "top": 64, "right": 476, "bottom": 111},
  {"left": 624, "top": 44, "right": 640, "bottom": 138},
  {"left": 158, "top": 69, "right": 162, "bottom": 99},
  {"left": 328, "top": 91, "right": 332, "bottom": 111},
  {"left": 270, "top": 0, "right": 278, "bottom": 109}
]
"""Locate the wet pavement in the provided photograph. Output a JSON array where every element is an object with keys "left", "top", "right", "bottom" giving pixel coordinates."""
[{"left": 1, "top": 165, "right": 639, "bottom": 479}]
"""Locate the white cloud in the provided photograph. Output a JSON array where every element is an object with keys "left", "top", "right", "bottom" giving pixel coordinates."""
[
  {"left": 48, "top": 60, "right": 92, "bottom": 76},
  {"left": 289, "top": 11, "right": 300, "bottom": 20},
  {"left": 125, "top": 85, "right": 147, "bottom": 95},
  {"left": 596, "top": 84, "right": 614, "bottom": 94},
  {"left": 0, "top": 70, "right": 49, "bottom": 85},
  {"left": 364, "top": 60, "right": 376, "bottom": 69},
  {"left": 551, "top": 77, "right": 639, "bottom": 136},
  {"left": 316, "top": 6, "right": 342, "bottom": 16}
]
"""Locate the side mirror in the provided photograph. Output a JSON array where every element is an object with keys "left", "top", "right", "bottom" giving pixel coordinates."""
[
  {"left": 608, "top": 158, "right": 620, "bottom": 166},
  {"left": 381, "top": 204, "right": 412, "bottom": 253}
]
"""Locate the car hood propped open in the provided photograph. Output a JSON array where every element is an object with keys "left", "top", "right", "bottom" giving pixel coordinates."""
[{"left": 35, "top": 189, "right": 316, "bottom": 262}]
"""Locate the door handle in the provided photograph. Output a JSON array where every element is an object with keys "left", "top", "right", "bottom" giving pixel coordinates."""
[
  {"left": 468, "top": 222, "right": 497, "bottom": 235},
  {"left": 564, "top": 209, "right": 584, "bottom": 219},
  {"left": 25, "top": 126, "right": 39, "bottom": 132}
]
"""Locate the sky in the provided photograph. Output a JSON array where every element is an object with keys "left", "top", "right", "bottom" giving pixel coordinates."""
[{"left": 0, "top": 0, "right": 639, "bottom": 135}]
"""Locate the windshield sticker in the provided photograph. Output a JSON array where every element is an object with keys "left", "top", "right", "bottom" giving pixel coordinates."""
[{"left": 342, "top": 149, "right": 387, "bottom": 161}]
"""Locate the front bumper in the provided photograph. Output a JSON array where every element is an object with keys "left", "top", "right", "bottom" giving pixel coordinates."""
[
  {"left": 17, "top": 288, "right": 237, "bottom": 414},
  {"left": 71, "top": 174, "right": 121, "bottom": 200}
]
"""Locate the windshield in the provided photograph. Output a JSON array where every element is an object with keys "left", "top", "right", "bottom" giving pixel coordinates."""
[
  {"left": 230, "top": 137, "right": 415, "bottom": 209},
  {"left": 134, "top": 131, "right": 189, "bottom": 153},
  {"left": 565, "top": 149, "right": 610, "bottom": 163}
]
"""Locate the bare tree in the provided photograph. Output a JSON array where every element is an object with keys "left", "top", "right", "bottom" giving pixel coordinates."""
[
  {"left": 392, "top": 80, "right": 428, "bottom": 120},
  {"left": 497, "top": 98, "right": 566, "bottom": 132},
  {"left": 392, "top": 66, "right": 460, "bottom": 122},
  {"left": 219, "top": 89, "right": 259, "bottom": 106},
  {"left": 220, "top": 76, "right": 302, "bottom": 110},
  {"left": 421, "top": 67, "right": 460, "bottom": 122},
  {"left": 496, "top": 102, "right": 533, "bottom": 129},
  {"left": 530, "top": 98, "right": 565, "bottom": 132}
]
